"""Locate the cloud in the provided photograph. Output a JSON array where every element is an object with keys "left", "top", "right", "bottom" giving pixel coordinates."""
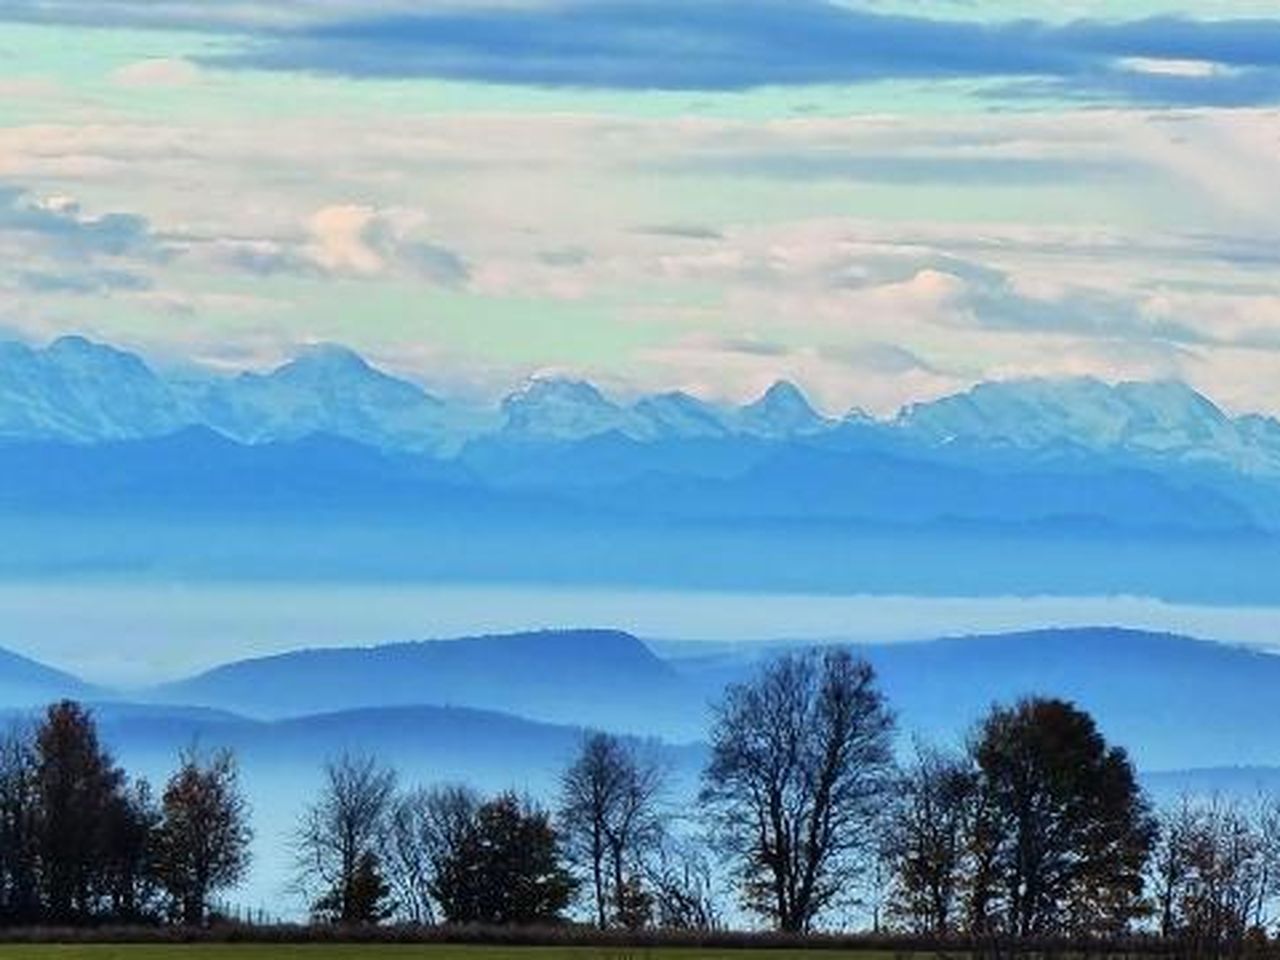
[
  {"left": 303, "top": 204, "right": 470, "bottom": 284},
  {"left": 0, "top": 184, "right": 167, "bottom": 302},
  {"left": 667, "top": 152, "right": 1133, "bottom": 185},
  {"left": 204, "top": 2, "right": 1280, "bottom": 105},
  {"left": 0, "top": 185, "right": 160, "bottom": 260}
]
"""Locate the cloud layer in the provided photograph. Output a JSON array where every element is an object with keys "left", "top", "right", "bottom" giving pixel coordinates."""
[{"left": 202, "top": 2, "right": 1280, "bottom": 105}]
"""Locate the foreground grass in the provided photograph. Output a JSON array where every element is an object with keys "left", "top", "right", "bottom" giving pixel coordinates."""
[{"left": 0, "top": 949, "right": 906, "bottom": 960}]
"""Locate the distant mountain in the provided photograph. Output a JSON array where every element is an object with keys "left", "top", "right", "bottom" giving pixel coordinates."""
[
  {"left": 732, "top": 381, "right": 830, "bottom": 439},
  {"left": 185, "top": 344, "right": 464, "bottom": 453},
  {"left": 0, "top": 336, "right": 192, "bottom": 442},
  {"left": 672, "top": 628, "right": 1280, "bottom": 771},
  {"left": 7, "top": 334, "right": 1280, "bottom": 490},
  {"left": 632, "top": 391, "right": 732, "bottom": 439},
  {"left": 149, "top": 630, "right": 702, "bottom": 738},
  {"left": 499, "top": 378, "right": 647, "bottom": 442},
  {"left": 574, "top": 441, "right": 1253, "bottom": 531},
  {"left": 0, "top": 645, "right": 101, "bottom": 708},
  {"left": 897, "top": 378, "right": 1280, "bottom": 477},
  {"left": 0, "top": 426, "right": 479, "bottom": 516}
]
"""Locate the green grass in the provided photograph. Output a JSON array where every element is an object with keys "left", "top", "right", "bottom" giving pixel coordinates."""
[{"left": 0, "top": 948, "right": 906, "bottom": 960}]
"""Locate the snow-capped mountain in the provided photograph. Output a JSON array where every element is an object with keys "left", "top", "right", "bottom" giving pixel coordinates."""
[
  {"left": 6, "top": 335, "right": 1280, "bottom": 484},
  {"left": 499, "top": 377, "right": 648, "bottom": 442},
  {"left": 896, "top": 377, "right": 1280, "bottom": 476},
  {"left": 0, "top": 336, "right": 193, "bottom": 442},
  {"left": 188, "top": 344, "right": 462, "bottom": 453},
  {"left": 730, "top": 380, "right": 831, "bottom": 439},
  {"left": 632, "top": 391, "right": 732, "bottom": 439}
]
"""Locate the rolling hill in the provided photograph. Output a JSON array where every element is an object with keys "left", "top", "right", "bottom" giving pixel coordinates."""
[{"left": 147, "top": 629, "right": 703, "bottom": 738}]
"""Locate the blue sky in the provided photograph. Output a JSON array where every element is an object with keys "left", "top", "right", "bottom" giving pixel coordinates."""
[{"left": 1, "top": 0, "right": 1279, "bottom": 414}]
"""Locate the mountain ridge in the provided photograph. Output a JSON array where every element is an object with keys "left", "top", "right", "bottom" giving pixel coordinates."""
[{"left": 8, "top": 336, "right": 1280, "bottom": 477}]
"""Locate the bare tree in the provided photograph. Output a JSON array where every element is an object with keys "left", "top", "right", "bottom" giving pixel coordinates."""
[
  {"left": 700, "top": 648, "right": 895, "bottom": 932},
  {"left": 384, "top": 784, "right": 480, "bottom": 924},
  {"left": 882, "top": 743, "right": 977, "bottom": 936},
  {"left": 559, "top": 732, "right": 665, "bottom": 928},
  {"left": 1150, "top": 797, "right": 1201, "bottom": 938},
  {"left": 646, "top": 833, "right": 722, "bottom": 931},
  {"left": 293, "top": 753, "right": 397, "bottom": 924},
  {"left": 154, "top": 748, "right": 252, "bottom": 926},
  {"left": 1154, "top": 794, "right": 1280, "bottom": 950}
]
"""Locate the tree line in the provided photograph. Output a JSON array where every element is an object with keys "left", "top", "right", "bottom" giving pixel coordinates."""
[{"left": 3, "top": 650, "right": 1279, "bottom": 953}]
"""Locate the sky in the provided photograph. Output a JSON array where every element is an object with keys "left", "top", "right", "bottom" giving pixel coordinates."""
[{"left": 2, "top": 1, "right": 1280, "bottom": 415}]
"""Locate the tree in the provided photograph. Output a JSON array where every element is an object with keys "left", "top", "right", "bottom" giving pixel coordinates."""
[
  {"left": 294, "top": 753, "right": 396, "bottom": 924},
  {"left": 384, "top": 784, "right": 480, "bottom": 925},
  {"left": 882, "top": 744, "right": 977, "bottom": 936},
  {"left": 102, "top": 779, "right": 163, "bottom": 923},
  {"left": 646, "top": 834, "right": 722, "bottom": 931},
  {"left": 155, "top": 748, "right": 252, "bottom": 926},
  {"left": 0, "top": 724, "right": 39, "bottom": 924},
  {"left": 313, "top": 850, "right": 396, "bottom": 925},
  {"left": 33, "top": 701, "right": 128, "bottom": 923},
  {"left": 970, "top": 697, "right": 1155, "bottom": 938},
  {"left": 1150, "top": 795, "right": 1280, "bottom": 951},
  {"left": 432, "top": 792, "right": 577, "bottom": 925},
  {"left": 700, "top": 648, "right": 895, "bottom": 932},
  {"left": 558, "top": 732, "right": 665, "bottom": 928}
]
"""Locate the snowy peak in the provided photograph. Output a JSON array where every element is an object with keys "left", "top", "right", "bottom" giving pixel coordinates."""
[
  {"left": 500, "top": 377, "right": 643, "bottom": 441},
  {"left": 734, "top": 380, "right": 828, "bottom": 438},
  {"left": 0, "top": 335, "right": 191, "bottom": 442},
  {"left": 632, "top": 391, "right": 731, "bottom": 439},
  {"left": 195, "top": 345, "right": 451, "bottom": 451},
  {"left": 894, "top": 377, "right": 1276, "bottom": 473}
]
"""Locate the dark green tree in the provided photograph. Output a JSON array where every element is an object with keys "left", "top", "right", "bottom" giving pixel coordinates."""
[
  {"left": 0, "top": 726, "right": 40, "bottom": 924},
  {"left": 102, "top": 779, "right": 163, "bottom": 923},
  {"left": 33, "top": 701, "right": 128, "bottom": 924},
  {"left": 970, "top": 697, "right": 1155, "bottom": 938},
  {"left": 432, "top": 792, "right": 576, "bottom": 925},
  {"left": 313, "top": 850, "right": 396, "bottom": 925}
]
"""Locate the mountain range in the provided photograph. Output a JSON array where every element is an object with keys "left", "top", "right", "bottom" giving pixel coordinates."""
[
  {"left": 3, "top": 625, "right": 1275, "bottom": 773},
  {"left": 3, "top": 335, "right": 1278, "bottom": 600},
  {"left": 5, "top": 335, "right": 1280, "bottom": 480}
]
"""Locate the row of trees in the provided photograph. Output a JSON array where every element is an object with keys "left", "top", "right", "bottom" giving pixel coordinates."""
[
  {"left": 5, "top": 651, "right": 1278, "bottom": 950},
  {"left": 0, "top": 701, "right": 251, "bottom": 926}
]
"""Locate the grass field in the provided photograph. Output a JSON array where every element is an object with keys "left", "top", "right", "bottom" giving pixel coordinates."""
[{"left": 0, "top": 949, "right": 906, "bottom": 960}]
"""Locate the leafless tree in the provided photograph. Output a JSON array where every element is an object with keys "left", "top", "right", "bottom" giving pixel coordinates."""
[
  {"left": 882, "top": 743, "right": 977, "bottom": 936},
  {"left": 700, "top": 648, "right": 895, "bottom": 932},
  {"left": 383, "top": 784, "right": 480, "bottom": 924},
  {"left": 646, "top": 833, "right": 722, "bottom": 931},
  {"left": 293, "top": 752, "right": 396, "bottom": 923},
  {"left": 558, "top": 731, "right": 665, "bottom": 928}
]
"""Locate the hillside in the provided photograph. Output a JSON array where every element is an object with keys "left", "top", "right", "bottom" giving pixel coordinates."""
[
  {"left": 0, "top": 644, "right": 102, "bottom": 707},
  {"left": 148, "top": 629, "right": 702, "bottom": 738},
  {"left": 672, "top": 628, "right": 1280, "bottom": 770}
]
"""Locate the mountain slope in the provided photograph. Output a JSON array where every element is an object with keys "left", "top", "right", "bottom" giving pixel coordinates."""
[
  {"left": 188, "top": 343, "right": 465, "bottom": 453},
  {"left": 0, "top": 336, "right": 192, "bottom": 442},
  {"left": 149, "top": 629, "right": 701, "bottom": 737},
  {"left": 0, "top": 644, "right": 102, "bottom": 707},
  {"left": 672, "top": 628, "right": 1280, "bottom": 771}
]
